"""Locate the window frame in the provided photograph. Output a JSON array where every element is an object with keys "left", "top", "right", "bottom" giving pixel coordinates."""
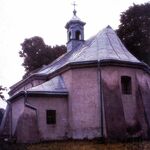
[
  {"left": 75, "top": 30, "right": 81, "bottom": 40},
  {"left": 68, "top": 31, "right": 71, "bottom": 41},
  {"left": 46, "top": 110, "right": 56, "bottom": 125},
  {"left": 121, "top": 76, "right": 132, "bottom": 95}
]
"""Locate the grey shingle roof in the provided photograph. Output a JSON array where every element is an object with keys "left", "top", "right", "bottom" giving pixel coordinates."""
[{"left": 37, "top": 26, "right": 140, "bottom": 75}]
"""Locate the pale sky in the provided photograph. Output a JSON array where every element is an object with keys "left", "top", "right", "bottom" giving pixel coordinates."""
[{"left": 0, "top": 0, "right": 149, "bottom": 108}]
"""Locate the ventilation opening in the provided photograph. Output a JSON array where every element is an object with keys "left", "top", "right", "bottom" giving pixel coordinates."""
[
  {"left": 121, "top": 76, "right": 132, "bottom": 95},
  {"left": 75, "top": 30, "right": 81, "bottom": 40}
]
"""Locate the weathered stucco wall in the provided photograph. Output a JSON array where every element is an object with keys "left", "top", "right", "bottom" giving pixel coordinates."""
[
  {"left": 63, "top": 68, "right": 101, "bottom": 139},
  {"left": 62, "top": 70, "right": 73, "bottom": 138},
  {"left": 28, "top": 96, "right": 68, "bottom": 141},
  {"left": 102, "top": 66, "right": 149, "bottom": 140},
  {"left": 14, "top": 106, "right": 39, "bottom": 143},
  {"left": 7, "top": 65, "right": 150, "bottom": 143},
  {"left": 0, "top": 105, "right": 11, "bottom": 136},
  {"left": 11, "top": 97, "right": 24, "bottom": 135},
  {"left": 136, "top": 69, "right": 150, "bottom": 136}
]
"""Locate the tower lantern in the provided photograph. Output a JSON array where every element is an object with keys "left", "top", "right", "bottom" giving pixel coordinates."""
[{"left": 65, "top": 2, "right": 86, "bottom": 51}]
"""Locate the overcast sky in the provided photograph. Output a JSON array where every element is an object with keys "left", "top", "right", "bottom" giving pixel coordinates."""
[{"left": 0, "top": 0, "right": 149, "bottom": 108}]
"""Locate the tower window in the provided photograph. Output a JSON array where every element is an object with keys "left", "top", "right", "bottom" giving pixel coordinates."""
[
  {"left": 121, "top": 76, "right": 132, "bottom": 95},
  {"left": 75, "top": 30, "right": 81, "bottom": 40},
  {"left": 68, "top": 32, "right": 71, "bottom": 41},
  {"left": 46, "top": 110, "right": 56, "bottom": 124}
]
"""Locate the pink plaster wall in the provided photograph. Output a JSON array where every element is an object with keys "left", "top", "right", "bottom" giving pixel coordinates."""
[
  {"left": 136, "top": 69, "right": 150, "bottom": 134},
  {"left": 9, "top": 65, "right": 150, "bottom": 142},
  {"left": 62, "top": 70, "right": 73, "bottom": 138},
  {"left": 28, "top": 96, "right": 68, "bottom": 141},
  {"left": 101, "top": 66, "right": 149, "bottom": 139},
  {"left": 63, "top": 68, "right": 101, "bottom": 139},
  {"left": 15, "top": 106, "right": 40, "bottom": 143},
  {"left": 11, "top": 97, "right": 25, "bottom": 135}
]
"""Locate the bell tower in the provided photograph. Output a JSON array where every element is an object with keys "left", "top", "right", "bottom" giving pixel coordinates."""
[{"left": 65, "top": 2, "right": 86, "bottom": 51}]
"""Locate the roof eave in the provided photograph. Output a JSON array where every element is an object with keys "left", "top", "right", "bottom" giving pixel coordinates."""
[
  {"left": 65, "top": 20, "right": 86, "bottom": 29},
  {"left": 8, "top": 90, "right": 68, "bottom": 102},
  {"left": 9, "top": 59, "right": 150, "bottom": 95},
  {"left": 9, "top": 74, "right": 48, "bottom": 96},
  {"left": 99, "top": 59, "right": 150, "bottom": 73},
  {"left": 27, "top": 91, "right": 68, "bottom": 96}
]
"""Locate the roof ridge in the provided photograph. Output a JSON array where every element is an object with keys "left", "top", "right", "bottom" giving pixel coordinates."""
[{"left": 106, "top": 29, "right": 122, "bottom": 60}]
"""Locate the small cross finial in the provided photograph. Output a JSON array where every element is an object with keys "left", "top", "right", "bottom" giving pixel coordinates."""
[
  {"left": 72, "top": 1, "right": 77, "bottom": 16},
  {"left": 72, "top": 1, "right": 77, "bottom": 10}
]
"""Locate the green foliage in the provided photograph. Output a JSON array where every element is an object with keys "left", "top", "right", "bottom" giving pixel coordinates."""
[
  {"left": 0, "top": 86, "right": 6, "bottom": 101},
  {"left": 0, "top": 108, "right": 5, "bottom": 125},
  {"left": 19, "top": 36, "right": 67, "bottom": 76},
  {"left": 117, "top": 2, "right": 150, "bottom": 65},
  {"left": 0, "top": 86, "right": 6, "bottom": 125}
]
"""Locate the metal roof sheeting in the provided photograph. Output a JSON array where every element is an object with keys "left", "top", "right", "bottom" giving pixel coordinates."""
[
  {"left": 37, "top": 26, "right": 140, "bottom": 75},
  {"left": 9, "top": 26, "right": 146, "bottom": 94},
  {"left": 27, "top": 75, "right": 68, "bottom": 93}
]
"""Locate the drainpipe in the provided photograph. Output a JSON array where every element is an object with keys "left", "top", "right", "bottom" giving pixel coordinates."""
[
  {"left": 96, "top": 33, "right": 104, "bottom": 139},
  {"left": 97, "top": 61, "right": 104, "bottom": 139},
  {"left": 24, "top": 91, "right": 38, "bottom": 126},
  {"left": 100, "top": 61, "right": 104, "bottom": 139},
  {"left": 9, "top": 101, "right": 12, "bottom": 139}
]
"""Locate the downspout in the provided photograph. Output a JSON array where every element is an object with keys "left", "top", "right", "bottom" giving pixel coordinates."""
[
  {"left": 96, "top": 33, "right": 104, "bottom": 139},
  {"left": 97, "top": 61, "right": 104, "bottom": 139},
  {"left": 9, "top": 101, "right": 12, "bottom": 139},
  {"left": 24, "top": 91, "right": 39, "bottom": 126}
]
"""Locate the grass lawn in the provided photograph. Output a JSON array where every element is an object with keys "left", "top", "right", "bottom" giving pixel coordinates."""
[{"left": 1, "top": 140, "right": 150, "bottom": 150}]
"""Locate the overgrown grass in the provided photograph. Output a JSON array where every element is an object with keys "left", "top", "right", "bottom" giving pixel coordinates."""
[
  {"left": 27, "top": 140, "right": 150, "bottom": 150},
  {"left": 1, "top": 140, "right": 150, "bottom": 150}
]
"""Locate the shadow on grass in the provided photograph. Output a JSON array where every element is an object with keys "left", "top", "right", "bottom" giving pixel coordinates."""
[{"left": 0, "top": 140, "right": 27, "bottom": 150}]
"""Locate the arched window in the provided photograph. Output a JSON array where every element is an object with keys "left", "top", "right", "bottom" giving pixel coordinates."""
[
  {"left": 75, "top": 30, "right": 81, "bottom": 40},
  {"left": 68, "top": 32, "right": 71, "bottom": 41}
]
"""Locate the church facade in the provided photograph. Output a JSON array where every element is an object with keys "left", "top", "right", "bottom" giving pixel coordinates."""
[{"left": 0, "top": 9, "right": 150, "bottom": 143}]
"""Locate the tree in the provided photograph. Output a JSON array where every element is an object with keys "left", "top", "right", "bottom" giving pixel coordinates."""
[
  {"left": 117, "top": 2, "right": 150, "bottom": 65},
  {"left": 0, "top": 86, "right": 6, "bottom": 125},
  {"left": 0, "top": 108, "right": 5, "bottom": 125},
  {"left": 0, "top": 86, "right": 6, "bottom": 101},
  {"left": 19, "top": 36, "right": 67, "bottom": 76}
]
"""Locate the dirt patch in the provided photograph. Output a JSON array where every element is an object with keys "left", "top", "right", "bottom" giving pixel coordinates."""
[{"left": 1, "top": 140, "right": 150, "bottom": 150}]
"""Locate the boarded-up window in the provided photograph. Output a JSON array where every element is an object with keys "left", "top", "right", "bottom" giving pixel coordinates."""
[
  {"left": 46, "top": 110, "right": 56, "bottom": 124},
  {"left": 121, "top": 76, "right": 132, "bottom": 94}
]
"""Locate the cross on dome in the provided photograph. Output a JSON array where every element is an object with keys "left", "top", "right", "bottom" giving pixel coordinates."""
[
  {"left": 72, "top": 1, "right": 77, "bottom": 10},
  {"left": 72, "top": 1, "right": 77, "bottom": 16}
]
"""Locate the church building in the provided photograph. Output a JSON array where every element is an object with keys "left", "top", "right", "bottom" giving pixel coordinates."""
[{"left": 0, "top": 7, "right": 150, "bottom": 143}]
